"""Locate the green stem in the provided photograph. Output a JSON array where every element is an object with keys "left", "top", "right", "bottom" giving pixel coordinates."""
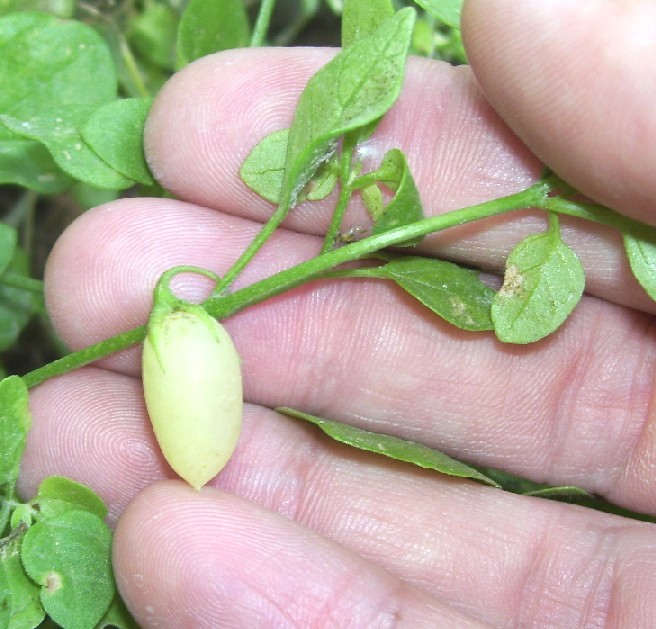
[
  {"left": 119, "top": 35, "right": 150, "bottom": 98},
  {"left": 21, "top": 180, "right": 551, "bottom": 390},
  {"left": 321, "top": 142, "right": 356, "bottom": 253},
  {"left": 204, "top": 183, "right": 546, "bottom": 318},
  {"left": 22, "top": 325, "right": 146, "bottom": 389},
  {"left": 541, "top": 196, "right": 656, "bottom": 240},
  {"left": 250, "top": 0, "right": 277, "bottom": 47},
  {"left": 213, "top": 199, "right": 292, "bottom": 295},
  {"left": 1, "top": 272, "right": 43, "bottom": 293}
]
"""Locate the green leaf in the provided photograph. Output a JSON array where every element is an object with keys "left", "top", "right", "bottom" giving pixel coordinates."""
[
  {"left": 0, "top": 246, "right": 38, "bottom": 351},
  {"left": 127, "top": 1, "right": 178, "bottom": 71},
  {"left": 492, "top": 227, "right": 585, "bottom": 344},
  {"left": 97, "top": 595, "right": 139, "bottom": 629},
  {"left": 0, "top": 12, "right": 116, "bottom": 141},
  {"left": 20, "top": 510, "right": 115, "bottom": 629},
  {"left": 240, "top": 128, "right": 338, "bottom": 204},
  {"left": 0, "top": 223, "right": 17, "bottom": 274},
  {"left": 81, "top": 98, "right": 155, "bottom": 186},
  {"left": 0, "top": 530, "right": 45, "bottom": 629},
  {"left": 342, "top": 0, "right": 394, "bottom": 48},
  {"left": 412, "top": 0, "right": 463, "bottom": 29},
  {"left": 624, "top": 234, "right": 656, "bottom": 301},
  {"left": 0, "top": 139, "right": 73, "bottom": 193},
  {"left": 0, "top": 376, "right": 30, "bottom": 490},
  {"left": 0, "top": 0, "right": 73, "bottom": 18},
  {"left": 177, "top": 0, "right": 250, "bottom": 69},
  {"left": 240, "top": 128, "right": 289, "bottom": 204},
  {"left": 523, "top": 486, "right": 591, "bottom": 499},
  {"left": 368, "top": 149, "right": 424, "bottom": 245},
  {"left": 278, "top": 407, "right": 500, "bottom": 487},
  {"left": 30, "top": 477, "right": 108, "bottom": 522},
  {"left": 281, "top": 8, "right": 415, "bottom": 207},
  {"left": 1, "top": 108, "right": 134, "bottom": 189},
  {"left": 377, "top": 256, "right": 495, "bottom": 331}
]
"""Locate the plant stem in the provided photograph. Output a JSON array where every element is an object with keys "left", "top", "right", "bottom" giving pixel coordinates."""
[
  {"left": 250, "top": 0, "right": 277, "bottom": 47},
  {"left": 321, "top": 142, "right": 355, "bottom": 253},
  {"left": 213, "top": 199, "right": 292, "bottom": 295},
  {"left": 204, "top": 183, "right": 547, "bottom": 318},
  {"left": 542, "top": 196, "right": 656, "bottom": 240},
  {"left": 0, "top": 272, "right": 43, "bottom": 293},
  {"left": 28, "top": 178, "right": 621, "bottom": 391},
  {"left": 22, "top": 325, "right": 146, "bottom": 389}
]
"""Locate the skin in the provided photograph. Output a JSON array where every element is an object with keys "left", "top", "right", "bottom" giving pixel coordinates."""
[{"left": 20, "top": 0, "right": 656, "bottom": 626}]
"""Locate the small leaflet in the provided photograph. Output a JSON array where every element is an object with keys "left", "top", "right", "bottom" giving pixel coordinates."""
[
  {"left": 81, "top": 98, "right": 155, "bottom": 186},
  {"left": 378, "top": 256, "right": 495, "bottom": 331},
  {"left": 277, "top": 407, "right": 500, "bottom": 487},
  {"left": 491, "top": 227, "right": 585, "bottom": 344},
  {"left": 624, "top": 234, "right": 656, "bottom": 301},
  {"left": 176, "top": 0, "right": 250, "bottom": 68},
  {"left": 240, "top": 128, "right": 338, "bottom": 204},
  {"left": 29, "top": 476, "right": 109, "bottom": 522},
  {"left": 20, "top": 510, "right": 115, "bottom": 629},
  {"left": 367, "top": 149, "right": 424, "bottom": 245}
]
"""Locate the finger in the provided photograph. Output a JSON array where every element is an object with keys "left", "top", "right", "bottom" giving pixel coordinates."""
[
  {"left": 41, "top": 201, "right": 656, "bottom": 514},
  {"left": 462, "top": 0, "right": 656, "bottom": 223},
  {"left": 113, "top": 482, "right": 483, "bottom": 628},
  {"left": 142, "top": 47, "right": 655, "bottom": 313},
  {"left": 25, "top": 381, "right": 656, "bottom": 627}
]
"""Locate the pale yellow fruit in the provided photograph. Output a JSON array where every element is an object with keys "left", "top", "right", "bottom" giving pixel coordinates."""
[{"left": 142, "top": 309, "right": 243, "bottom": 490}]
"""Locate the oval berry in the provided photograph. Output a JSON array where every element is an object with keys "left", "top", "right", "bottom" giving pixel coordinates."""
[{"left": 142, "top": 308, "right": 242, "bottom": 490}]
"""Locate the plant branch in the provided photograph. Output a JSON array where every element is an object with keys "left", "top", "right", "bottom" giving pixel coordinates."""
[{"left": 250, "top": 0, "right": 277, "bottom": 47}]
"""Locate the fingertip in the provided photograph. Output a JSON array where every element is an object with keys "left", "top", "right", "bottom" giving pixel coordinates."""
[
  {"left": 462, "top": 0, "right": 656, "bottom": 221},
  {"left": 113, "top": 482, "right": 476, "bottom": 627}
]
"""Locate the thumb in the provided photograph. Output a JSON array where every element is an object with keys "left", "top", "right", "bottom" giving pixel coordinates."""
[{"left": 462, "top": 0, "right": 656, "bottom": 224}]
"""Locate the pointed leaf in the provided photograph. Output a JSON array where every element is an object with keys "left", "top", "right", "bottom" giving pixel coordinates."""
[
  {"left": 342, "top": 0, "right": 394, "bottom": 48},
  {"left": 82, "top": 98, "right": 154, "bottom": 186},
  {"left": 369, "top": 149, "right": 424, "bottom": 245},
  {"left": 20, "top": 511, "right": 114, "bottom": 629},
  {"left": 281, "top": 8, "right": 415, "bottom": 206},
  {"left": 624, "top": 234, "right": 656, "bottom": 301},
  {"left": 278, "top": 407, "right": 499, "bottom": 487},
  {"left": 492, "top": 231, "right": 585, "bottom": 344},
  {"left": 378, "top": 256, "right": 495, "bottom": 331},
  {"left": 412, "top": 0, "right": 463, "bottom": 28},
  {"left": 177, "top": 0, "right": 250, "bottom": 68},
  {"left": 523, "top": 485, "right": 591, "bottom": 499},
  {"left": 0, "top": 531, "right": 45, "bottom": 629},
  {"left": 0, "top": 376, "right": 30, "bottom": 489}
]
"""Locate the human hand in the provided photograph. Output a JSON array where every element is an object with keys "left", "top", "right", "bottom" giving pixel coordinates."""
[{"left": 22, "top": 1, "right": 656, "bottom": 626}]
